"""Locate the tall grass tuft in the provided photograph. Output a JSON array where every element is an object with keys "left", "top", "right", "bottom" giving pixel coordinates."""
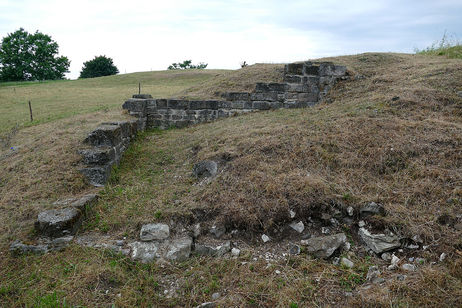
[{"left": 416, "top": 31, "right": 462, "bottom": 59}]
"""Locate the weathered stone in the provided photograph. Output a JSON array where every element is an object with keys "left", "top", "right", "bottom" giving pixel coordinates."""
[
  {"left": 193, "top": 160, "right": 218, "bottom": 179},
  {"left": 289, "top": 221, "right": 305, "bottom": 233},
  {"left": 211, "top": 292, "right": 220, "bottom": 300},
  {"left": 71, "top": 194, "right": 98, "bottom": 211},
  {"left": 360, "top": 202, "right": 385, "bottom": 218},
  {"left": 216, "top": 241, "right": 231, "bottom": 257},
  {"left": 231, "top": 247, "right": 241, "bottom": 257},
  {"left": 224, "top": 92, "right": 250, "bottom": 101},
  {"left": 250, "top": 92, "right": 278, "bottom": 102},
  {"left": 194, "top": 244, "right": 218, "bottom": 256},
  {"left": 303, "top": 64, "right": 319, "bottom": 76},
  {"left": 196, "top": 302, "right": 216, "bottom": 308},
  {"left": 80, "top": 164, "right": 112, "bottom": 187},
  {"left": 358, "top": 228, "right": 401, "bottom": 254},
  {"left": 366, "top": 266, "right": 380, "bottom": 281},
  {"left": 133, "top": 94, "right": 153, "bottom": 99},
  {"left": 284, "top": 75, "right": 302, "bottom": 83},
  {"left": 84, "top": 124, "right": 122, "bottom": 147},
  {"left": 128, "top": 241, "right": 160, "bottom": 263},
  {"left": 166, "top": 237, "right": 193, "bottom": 262},
  {"left": 300, "top": 233, "right": 347, "bottom": 259},
  {"left": 341, "top": 257, "right": 354, "bottom": 268},
  {"left": 262, "top": 234, "right": 270, "bottom": 243},
  {"left": 457, "top": 91, "right": 462, "bottom": 98},
  {"left": 285, "top": 63, "right": 304, "bottom": 75},
  {"left": 401, "top": 263, "right": 416, "bottom": 271},
  {"left": 140, "top": 223, "right": 170, "bottom": 241},
  {"left": 289, "top": 244, "right": 301, "bottom": 255},
  {"left": 35, "top": 207, "right": 82, "bottom": 237},
  {"left": 347, "top": 206, "right": 354, "bottom": 217},
  {"left": 319, "top": 63, "right": 347, "bottom": 77},
  {"left": 10, "top": 241, "right": 48, "bottom": 255},
  {"left": 49, "top": 236, "right": 74, "bottom": 251}
]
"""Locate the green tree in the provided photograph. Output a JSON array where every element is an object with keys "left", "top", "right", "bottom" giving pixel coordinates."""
[
  {"left": 168, "top": 60, "right": 208, "bottom": 70},
  {"left": 0, "top": 28, "right": 70, "bottom": 81},
  {"left": 79, "top": 55, "right": 119, "bottom": 78}
]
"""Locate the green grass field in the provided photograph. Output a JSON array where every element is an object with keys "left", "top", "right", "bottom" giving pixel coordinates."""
[{"left": 0, "top": 69, "right": 228, "bottom": 135}]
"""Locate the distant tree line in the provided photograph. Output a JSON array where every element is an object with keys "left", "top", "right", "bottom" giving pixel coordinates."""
[{"left": 168, "top": 60, "right": 208, "bottom": 70}]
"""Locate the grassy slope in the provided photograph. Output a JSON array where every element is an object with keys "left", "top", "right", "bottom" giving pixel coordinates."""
[
  {"left": 1, "top": 53, "right": 462, "bottom": 307},
  {"left": 0, "top": 69, "right": 228, "bottom": 134}
]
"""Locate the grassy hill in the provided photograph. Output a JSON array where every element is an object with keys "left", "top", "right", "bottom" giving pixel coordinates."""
[{"left": 0, "top": 53, "right": 461, "bottom": 307}]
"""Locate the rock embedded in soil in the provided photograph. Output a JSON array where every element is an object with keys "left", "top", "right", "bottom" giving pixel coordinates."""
[
  {"left": 341, "top": 257, "right": 354, "bottom": 268},
  {"left": 128, "top": 241, "right": 160, "bottom": 263},
  {"left": 289, "top": 221, "right": 305, "bottom": 233},
  {"left": 262, "top": 234, "right": 270, "bottom": 243},
  {"left": 358, "top": 227, "right": 400, "bottom": 254},
  {"left": 209, "top": 224, "right": 226, "bottom": 239},
  {"left": 300, "top": 233, "right": 347, "bottom": 259},
  {"left": 289, "top": 244, "right": 301, "bottom": 255},
  {"left": 166, "top": 237, "right": 193, "bottom": 262},
  {"left": 360, "top": 202, "right": 385, "bottom": 218},
  {"left": 401, "top": 263, "right": 416, "bottom": 271},
  {"left": 140, "top": 223, "right": 170, "bottom": 241},
  {"left": 35, "top": 207, "right": 82, "bottom": 237},
  {"left": 193, "top": 160, "right": 218, "bottom": 178},
  {"left": 10, "top": 241, "right": 49, "bottom": 255},
  {"left": 231, "top": 248, "right": 241, "bottom": 257},
  {"left": 347, "top": 206, "right": 354, "bottom": 217}
]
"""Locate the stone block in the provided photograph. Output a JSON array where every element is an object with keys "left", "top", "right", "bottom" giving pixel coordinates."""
[
  {"left": 166, "top": 237, "right": 193, "bottom": 262},
  {"left": 225, "top": 92, "right": 250, "bottom": 101},
  {"left": 122, "top": 99, "right": 146, "bottom": 113},
  {"left": 303, "top": 63, "right": 319, "bottom": 76},
  {"left": 84, "top": 124, "right": 122, "bottom": 147},
  {"left": 283, "top": 75, "right": 302, "bottom": 83},
  {"left": 252, "top": 101, "right": 282, "bottom": 110},
  {"left": 217, "top": 101, "right": 232, "bottom": 109},
  {"left": 128, "top": 241, "right": 159, "bottom": 263},
  {"left": 287, "top": 83, "right": 311, "bottom": 93},
  {"left": 172, "top": 120, "right": 190, "bottom": 128},
  {"left": 254, "top": 82, "right": 270, "bottom": 93},
  {"left": 156, "top": 99, "right": 168, "bottom": 108},
  {"left": 35, "top": 207, "right": 82, "bottom": 237},
  {"left": 80, "top": 164, "right": 112, "bottom": 187},
  {"left": 302, "top": 76, "right": 320, "bottom": 86},
  {"left": 268, "top": 83, "right": 288, "bottom": 92},
  {"left": 319, "top": 63, "right": 347, "bottom": 77},
  {"left": 285, "top": 63, "right": 304, "bottom": 75},
  {"left": 79, "top": 147, "right": 115, "bottom": 165},
  {"left": 250, "top": 92, "right": 278, "bottom": 101},
  {"left": 297, "top": 92, "right": 319, "bottom": 102},
  {"left": 167, "top": 99, "right": 189, "bottom": 110},
  {"left": 132, "top": 94, "right": 153, "bottom": 99},
  {"left": 71, "top": 194, "right": 98, "bottom": 211},
  {"left": 140, "top": 223, "right": 170, "bottom": 241}
]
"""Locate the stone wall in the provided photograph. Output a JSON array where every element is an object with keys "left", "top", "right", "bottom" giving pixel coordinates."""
[
  {"left": 79, "top": 120, "right": 141, "bottom": 186},
  {"left": 123, "top": 61, "right": 347, "bottom": 130}
]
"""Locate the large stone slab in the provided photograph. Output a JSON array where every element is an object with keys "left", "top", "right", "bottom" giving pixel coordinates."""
[
  {"left": 140, "top": 223, "right": 170, "bottom": 241},
  {"left": 128, "top": 241, "right": 160, "bottom": 263},
  {"left": 358, "top": 228, "right": 400, "bottom": 254},
  {"left": 80, "top": 164, "right": 112, "bottom": 187},
  {"left": 35, "top": 207, "right": 82, "bottom": 237},
  {"left": 166, "top": 237, "right": 193, "bottom": 262},
  {"left": 301, "top": 233, "right": 347, "bottom": 259},
  {"left": 84, "top": 124, "right": 122, "bottom": 147}
]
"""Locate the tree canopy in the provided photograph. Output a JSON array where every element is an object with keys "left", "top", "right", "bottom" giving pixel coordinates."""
[
  {"left": 0, "top": 28, "right": 70, "bottom": 81},
  {"left": 79, "top": 55, "right": 119, "bottom": 78},
  {"left": 168, "top": 60, "right": 208, "bottom": 70}
]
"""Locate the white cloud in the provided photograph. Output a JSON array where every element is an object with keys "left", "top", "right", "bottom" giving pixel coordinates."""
[{"left": 0, "top": 0, "right": 461, "bottom": 79}]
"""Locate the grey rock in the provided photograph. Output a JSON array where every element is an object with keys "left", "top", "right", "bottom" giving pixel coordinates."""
[
  {"left": 211, "top": 292, "right": 220, "bottom": 300},
  {"left": 49, "top": 236, "right": 74, "bottom": 251},
  {"left": 71, "top": 194, "right": 98, "bottom": 211},
  {"left": 439, "top": 252, "right": 447, "bottom": 262},
  {"left": 261, "top": 234, "right": 270, "bottom": 243},
  {"left": 79, "top": 147, "right": 115, "bottom": 165},
  {"left": 341, "top": 257, "right": 354, "bottom": 268},
  {"left": 415, "top": 257, "right": 425, "bottom": 265},
  {"left": 116, "top": 240, "right": 124, "bottom": 246},
  {"left": 381, "top": 252, "right": 392, "bottom": 261},
  {"left": 140, "top": 223, "right": 170, "bottom": 241},
  {"left": 360, "top": 202, "right": 385, "bottom": 218},
  {"left": 209, "top": 224, "right": 226, "bottom": 239},
  {"left": 366, "top": 266, "right": 381, "bottom": 282},
  {"left": 289, "top": 244, "right": 301, "bottom": 255},
  {"left": 300, "top": 233, "right": 347, "bottom": 259},
  {"left": 133, "top": 94, "right": 153, "bottom": 99},
  {"left": 231, "top": 247, "right": 240, "bottom": 257},
  {"left": 457, "top": 91, "right": 462, "bottom": 98},
  {"left": 358, "top": 228, "right": 400, "bottom": 254},
  {"left": 10, "top": 241, "right": 48, "bottom": 255},
  {"left": 194, "top": 244, "right": 218, "bottom": 256},
  {"left": 216, "top": 241, "right": 231, "bottom": 257},
  {"left": 321, "top": 227, "right": 330, "bottom": 234},
  {"left": 166, "top": 237, "right": 193, "bottom": 262},
  {"left": 401, "top": 263, "right": 416, "bottom": 271},
  {"left": 347, "top": 206, "right": 354, "bottom": 217},
  {"left": 35, "top": 207, "right": 82, "bottom": 237},
  {"left": 79, "top": 165, "right": 112, "bottom": 187},
  {"left": 289, "top": 210, "right": 296, "bottom": 219},
  {"left": 289, "top": 221, "right": 304, "bottom": 233},
  {"left": 192, "top": 223, "right": 201, "bottom": 238},
  {"left": 128, "top": 241, "right": 160, "bottom": 263},
  {"left": 396, "top": 274, "right": 406, "bottom": 281},
  {"left": 193, "top": 160, "right": 218, "bottom": 178}
]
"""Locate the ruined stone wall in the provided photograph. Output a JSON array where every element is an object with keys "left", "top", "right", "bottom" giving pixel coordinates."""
[{"left": 123, "top": 62, "right": 347, "bottom": 130}]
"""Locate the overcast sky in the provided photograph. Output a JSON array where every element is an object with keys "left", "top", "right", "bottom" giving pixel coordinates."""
[{"left": 1, "top": 0, "right": 461, "bottom": 79}]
